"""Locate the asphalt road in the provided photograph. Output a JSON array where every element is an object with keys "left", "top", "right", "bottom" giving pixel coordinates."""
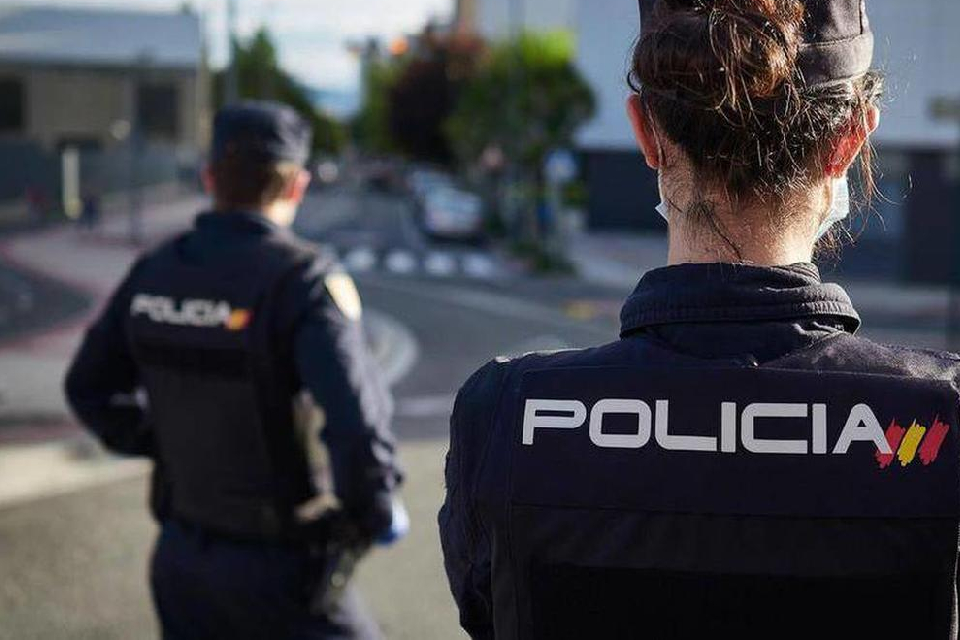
[{"left": 0, "top": 186, "right": 621, "bottom": 640}]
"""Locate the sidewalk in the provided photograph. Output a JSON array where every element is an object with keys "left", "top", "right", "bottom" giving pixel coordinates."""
[{"left": 567, "top": 230, "right": 954, "bottom": 328}]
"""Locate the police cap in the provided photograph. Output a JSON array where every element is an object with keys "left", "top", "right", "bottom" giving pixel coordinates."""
[
  {"left": 212, "top": 100, "right": 312, "bottom": 166},
  {"left": 638, "top": 0, "right": 874, "bottom": 87}
]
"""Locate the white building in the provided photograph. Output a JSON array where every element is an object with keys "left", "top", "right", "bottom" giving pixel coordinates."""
[
  {"left": 457, "top": 0, "right": 577, "bottom": 38},
  {"left": 459, "top": 0, "right": 960, "bottom": 283}
]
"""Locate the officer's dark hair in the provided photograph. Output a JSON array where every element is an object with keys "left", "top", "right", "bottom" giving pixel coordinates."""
[
  {"left": 628, "top": 0, "right": 883, "bottom": 207},
  {"left": 210, "top": 152, "right": 303, "bottom": 211}
]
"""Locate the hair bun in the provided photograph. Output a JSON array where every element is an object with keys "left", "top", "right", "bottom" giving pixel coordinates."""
[{"left": 638, "top": 0, "right": 805, "bottom": 108}]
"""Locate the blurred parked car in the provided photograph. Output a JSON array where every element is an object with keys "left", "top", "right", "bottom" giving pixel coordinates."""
[
  {"left": 407, "top": 168, "right": 453, "bottom": 206},
  {"left": 421, "top": 187, "right": 485, "bottom": 242}
]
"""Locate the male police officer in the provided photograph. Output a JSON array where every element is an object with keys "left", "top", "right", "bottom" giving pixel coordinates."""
[{"left": 65, "top": 101, "right": 401, "bottom": 639}]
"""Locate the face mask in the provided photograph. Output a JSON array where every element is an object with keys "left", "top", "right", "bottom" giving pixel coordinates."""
[
  {"left": 653, "top": 132, "right": 671, "bottom": 223},
  {"left": 816, "top": 176, "right": 850, "bottom": 240},
  {"left": 655, "top": 168, "right": 670, "bottom": 223}
]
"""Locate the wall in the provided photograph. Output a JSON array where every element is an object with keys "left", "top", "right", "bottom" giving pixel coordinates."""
[{"left": 0, "top": 64, "right": 201, "bottom": 156}]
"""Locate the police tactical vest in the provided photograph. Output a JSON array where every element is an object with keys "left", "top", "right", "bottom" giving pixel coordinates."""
[
  {"left": 126, "top": 233, "right": 319, "bottom": 541},
  {"left": 486, "top": 338, "right": 960, "bottom": 639}
]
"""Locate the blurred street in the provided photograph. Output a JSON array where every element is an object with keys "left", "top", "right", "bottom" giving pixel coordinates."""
[
  {"left": 2, "top": 181, "right": 958, "bottom": 639},
  {"left": 0, "top": 185, "right": 615, "bottom": 640}
]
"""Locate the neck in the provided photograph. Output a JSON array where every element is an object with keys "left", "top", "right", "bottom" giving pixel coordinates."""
[
  {"left": 213, "top": 201, "right": 294, "bottom": 228},
  {"left": 667, "top": 224, "right": 815, "bottom": 265},
  {"left": 664, "top": 186, "right": 824, "bottom": 267}
]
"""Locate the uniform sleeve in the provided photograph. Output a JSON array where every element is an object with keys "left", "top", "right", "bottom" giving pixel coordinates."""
[
  {"left": 291, "top": 263, "right": 402, "bottom": 536},
  {"left": 439, "top": 359, "right": 509, "bottom": 639},
  {"left": 64, "top": 265, "right": 152, "bottom": 456}
]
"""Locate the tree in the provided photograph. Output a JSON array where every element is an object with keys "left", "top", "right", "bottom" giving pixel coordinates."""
[
  {"left": 213, "top": 29, "right": 345, "bottom": 155},
  {"left": 446, "top": 31, "right": 594, "bottom": 177},
  {"left": 387, "top": 28, "right": 482, "bottom": 164},
  {"left": 446, "top": 31, "right": 595, "bottom": 246},
  {"left": 352, "top": 45, "right": 399, "bottom": 155}
]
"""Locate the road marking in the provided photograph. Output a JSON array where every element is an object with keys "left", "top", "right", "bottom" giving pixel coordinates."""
[
  {"left": 397, "top": 394, "right": 456, "bottom": 419},
  {"left": 505, "top": 334, "right": 572, "bottom": 357},
  {"left": 385, "top": 250, "right": 419, "bottom": 275},
  {"left": 365, "top": 309, "right": 420, "bottom": 387},
  {"left": 344, "top": 246, "right": 377, "bottom": 272},
  {"left": 424, "top": 251, "right": 458, "bottom": 277},
  {"left": 361, "top": 278, "right": 611, "bottom": 339},
  {"left": 462, "top": 253, "right": 497, "bottom": 279}
]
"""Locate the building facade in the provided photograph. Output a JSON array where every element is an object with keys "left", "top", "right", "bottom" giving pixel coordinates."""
[{"left": 0, "top": 6, "right": 209, "bottom": 207}]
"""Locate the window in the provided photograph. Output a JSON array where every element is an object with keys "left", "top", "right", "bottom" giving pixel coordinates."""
[
  {"left": 0, "top": 78, "right": 24, "bottom": 134},
  {"left": 137, "top": 83, "right": 179, "bottom": 140}
]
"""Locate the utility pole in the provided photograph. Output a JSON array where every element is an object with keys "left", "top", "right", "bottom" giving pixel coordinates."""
[
  {"left": 507, "top": 0, "right": 526, "bottom": 241},
  {"left": 225, "top": 0, "right": 239, "bottom": 103}
]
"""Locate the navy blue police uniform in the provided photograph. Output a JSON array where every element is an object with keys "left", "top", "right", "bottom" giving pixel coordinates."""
[
  {"left": 65, "top": 102, "right": 400, "bottom": 639},
  {"left": 441, "top": 264, "right": 960, "bottom": 639},
  {"left": 440, "top": 3, "right": 960, "bottom": 637}
]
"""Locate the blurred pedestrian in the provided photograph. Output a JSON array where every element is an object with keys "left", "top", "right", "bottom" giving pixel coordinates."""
[
  {"left": 79, "top": 188, "right": 101, "bottom": 232},
  {"left": 65, "top": 101, "right": 403, "bottom": 639},
  {"left": 440, "top": 1, "right": 960, "bottom": 638}
]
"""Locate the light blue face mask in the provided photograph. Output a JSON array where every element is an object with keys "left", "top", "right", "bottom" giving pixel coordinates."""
[
  {"left": 656, "top": 170, "right": 851, "bottom": 242},
  {"left": 815, "top": 176, "right": 850, "bottom": 240}
]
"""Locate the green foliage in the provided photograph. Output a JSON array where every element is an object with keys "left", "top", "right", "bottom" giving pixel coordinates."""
[
  {"left": 446, "top": 31, "right": 595, "bottom": 173},
  {"left": 353, "top": 57, "right": 401, "bottom": 154},
  {"left": 213, "top": 29, "right": 345, "bottom": 155}
]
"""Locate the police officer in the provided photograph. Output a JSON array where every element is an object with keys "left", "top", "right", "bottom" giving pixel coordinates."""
[
  {"left": 65, "top": 101, "right": 402, "bottom": 639},
  {"left": 441, "top": 1, "right": 960, "bottom": 638}
]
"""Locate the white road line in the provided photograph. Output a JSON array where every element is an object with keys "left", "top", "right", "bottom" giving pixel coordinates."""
[
  {"left": 396, "top": 394, "right": 456, "bottom": 419},
  {"left": 365, "top": 309, "right": 420, "bottom": 387},
  {"left": 424, "top": 251, "right": 458, "bottom": 277},
  {"left": 385, "top": 250, "right": 419, "bottom": 275},
  {"left": 462, "top": 253, "right": 497, "bottom": 279},
  {"left": 344, "top": 246, "right": 377, "bottom": 273}
]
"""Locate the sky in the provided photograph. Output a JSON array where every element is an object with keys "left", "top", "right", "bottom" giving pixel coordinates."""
[{"left": 11, "top": 0, "right": 454, "bottom": 91}]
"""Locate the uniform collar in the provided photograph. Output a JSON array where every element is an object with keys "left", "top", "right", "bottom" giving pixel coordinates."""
[
  {"left": 620, "top": 263, "right": 861, "bottom": 337},
  {"left": 195, "top": 210, "right": 282, "bottom": 236}
]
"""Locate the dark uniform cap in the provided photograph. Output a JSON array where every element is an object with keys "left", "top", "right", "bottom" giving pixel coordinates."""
[
  {"left": 212, "top": 100, "right": 313, "bottom": 166},
  {"left": 638, "top": 0, "right": 874, "bottom": 87}
]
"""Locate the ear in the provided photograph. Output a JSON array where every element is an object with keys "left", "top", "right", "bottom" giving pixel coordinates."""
[
  {"left": 283, "top": 168, "right": 312, "bottom": 204},
  {"left": 200, "top": 164, "right": 215, "bottom": 195},
  {"left": 626, "top": 94, "right": 661, "bottom": 170},
  {"left": 826, "top": 105, "right": 880, "bottom": 178}
]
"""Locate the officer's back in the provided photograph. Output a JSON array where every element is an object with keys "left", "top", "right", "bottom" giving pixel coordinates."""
[
  {"left": 66, "top": 101, "right": 399, "bottom": 639},
  {"left": 439, "top": 1, "right": 960, "bottom": 638}
]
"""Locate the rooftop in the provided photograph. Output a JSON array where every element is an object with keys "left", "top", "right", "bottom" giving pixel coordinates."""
[{"left": 0, "top": 5, "right": 202, "bottom": 69}]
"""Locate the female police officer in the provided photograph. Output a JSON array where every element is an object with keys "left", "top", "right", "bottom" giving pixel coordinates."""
[{"left": 441, "top": 1, "right": 960, "bottom": 638}]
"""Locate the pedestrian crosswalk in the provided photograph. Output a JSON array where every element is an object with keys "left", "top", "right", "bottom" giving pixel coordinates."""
[{"left": 329, "top": 245, "right": 504, "bottom": 280}]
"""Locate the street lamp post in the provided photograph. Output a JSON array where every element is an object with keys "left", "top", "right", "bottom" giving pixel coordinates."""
[{"left": 225, "top": 0, "right": 239, "bottom": 103}]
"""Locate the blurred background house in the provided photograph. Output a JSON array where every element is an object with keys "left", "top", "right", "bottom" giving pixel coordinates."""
[
  {"left": 0, "top": 5, "right": 209, "bottom": 223},
  {"left": 456, "top": 0, "right": 960, "bottom": 284}
]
